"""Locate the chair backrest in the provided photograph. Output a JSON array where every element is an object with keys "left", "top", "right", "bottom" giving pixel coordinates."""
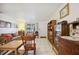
[
  {"left": 21, "top": 33, "right": 36, "bottom": 55},
  {"left": 26, "top": 34, "right": 35, "bottom": 40},
  {"left": 21, "top": 34, "right": 36, "bottom": 44}
]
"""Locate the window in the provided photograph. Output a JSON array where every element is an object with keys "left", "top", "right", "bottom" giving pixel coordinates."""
[{"left": 26, "top": 24, "right": 35, "bottom": 33}]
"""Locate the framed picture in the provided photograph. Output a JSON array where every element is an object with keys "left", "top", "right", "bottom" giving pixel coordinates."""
[
  {"left": 0, "top": 20, "right": 11, "bottom": 28},
  {"left": 60, "top": 3, "right": 69, "bottom": 19},
  {"left": 0, "top": 20, "right": 6, "bottom": 28},
  {"left": 5, "top": 22, "right": 11, "bottom": 28}
]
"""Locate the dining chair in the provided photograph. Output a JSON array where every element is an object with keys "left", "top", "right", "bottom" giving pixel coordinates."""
[{"left": 21, "top": 34, "right": 36, "bottom": 55}]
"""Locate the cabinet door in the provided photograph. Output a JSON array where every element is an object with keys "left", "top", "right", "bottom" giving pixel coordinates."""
[{"left": 59, "top": 38, "right": 72, "bottom": 54}]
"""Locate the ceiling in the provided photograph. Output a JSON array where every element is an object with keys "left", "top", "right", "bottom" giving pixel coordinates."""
[{"left": 0, "top": 3, "right": 63, "bottom": 23}]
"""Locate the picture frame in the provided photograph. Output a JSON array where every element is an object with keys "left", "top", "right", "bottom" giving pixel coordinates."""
[
  {"left": 0, "top": 20, "right": 6, "bottom": 28},
  {"left": 5, "top": 22, "right": 11, "bottom": 28},
  {"left": 0, "top": 20, "right": 11, "bottom": 28},
  {"left": 60, "top": 3, "right": 69, "bottom": 19}
]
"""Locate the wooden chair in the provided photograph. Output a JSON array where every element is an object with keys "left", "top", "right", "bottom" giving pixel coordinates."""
[{"left": 21, "top": 34, "right": 36, "bottom": 55}]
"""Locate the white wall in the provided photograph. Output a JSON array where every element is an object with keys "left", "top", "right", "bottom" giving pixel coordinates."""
[
  {"left": 50, "top": 3, "right": 79, "bottom": 23},
  {"left": 25, "top": 21, "right": 48, "bottom": 37},
  {"left": 38, "top": 21, "right": 48, "bottom": 37}
]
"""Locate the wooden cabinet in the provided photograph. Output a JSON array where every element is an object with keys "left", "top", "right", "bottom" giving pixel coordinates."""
[
  {"left": 54, "top": 21, "right": 79, "bottom": 55},
  {"left": 58, "top": 36, "right": 79, "bottom": 55},
  {"left": 54, "top": 21, "right": 69, "bottom": 54},
  {"left": 47, "top": 20, "right": 56, "bottom": 45}
]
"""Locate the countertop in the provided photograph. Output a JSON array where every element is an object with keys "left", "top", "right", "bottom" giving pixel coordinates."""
[{"left": 61, "top": 36, "right": 79, "bottom": 41}]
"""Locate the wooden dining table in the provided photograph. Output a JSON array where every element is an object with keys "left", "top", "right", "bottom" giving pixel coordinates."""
[{"left": 0, "top": 40, "right": 23, "bottom": 55}]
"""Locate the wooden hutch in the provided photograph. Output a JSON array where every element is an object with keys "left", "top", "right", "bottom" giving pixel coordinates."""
[
  {"left": 47, "top": 20, "right": 56, "bottom": 45},
  {"left": 54, "top": 21, "right": 79, "bottom": 55},
  {"left": 53, "top": 21, "right": 70, "bottom": 54}
]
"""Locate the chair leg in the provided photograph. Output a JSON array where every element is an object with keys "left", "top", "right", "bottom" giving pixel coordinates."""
[
  {"left": 34, "top": 48, "right": 36, "bottom": 55},
  {"left": 34, "top": 50, "right": 36, "bottom": 55}
]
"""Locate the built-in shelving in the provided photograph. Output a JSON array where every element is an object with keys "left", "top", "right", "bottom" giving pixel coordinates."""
[{"left": 47, "top": 20, "right": 56, "bottom": 45}]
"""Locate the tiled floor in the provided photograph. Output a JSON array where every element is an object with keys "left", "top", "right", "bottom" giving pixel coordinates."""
[
  {"left": 19, "top": 38, "right": 56, "bottom": 55},
  {"left": 0, "top": 38, "right": 56, "bottom": 55},
  {"left": 36, "top": 38, "right": 56, "bottom": 55}
]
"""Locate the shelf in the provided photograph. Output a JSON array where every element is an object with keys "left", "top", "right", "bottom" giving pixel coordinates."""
[{"left": 47, "top": 20, "right": 56, "bottom": 45}]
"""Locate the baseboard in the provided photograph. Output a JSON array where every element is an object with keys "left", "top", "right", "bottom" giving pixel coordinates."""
[
  {"left": 40, "top": 36, "right": 46, "bottom": 38},
  {"left": 53, "top": 47, "right": 58, "bottom": 55}
]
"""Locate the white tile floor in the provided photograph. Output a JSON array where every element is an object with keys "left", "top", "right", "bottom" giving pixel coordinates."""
[
  {"left": 36, "top": 38, "right": 56, "bottom": 55},
  {"left": 19, "top": 38, "right": 56, "bottom": 55}
]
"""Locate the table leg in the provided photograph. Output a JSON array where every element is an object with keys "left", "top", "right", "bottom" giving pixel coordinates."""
[{"left": 15, "top": 49, "right": 19, "bottom": 55}]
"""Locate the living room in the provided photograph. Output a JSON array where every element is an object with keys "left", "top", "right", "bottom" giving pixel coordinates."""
[{"left": 0, "top": 3, "right": 79, "bottom": 55}]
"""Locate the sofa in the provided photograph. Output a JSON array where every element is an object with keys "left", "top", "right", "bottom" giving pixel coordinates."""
[{"left": 0, "top": 33, "right": 19, "bottom": 45}]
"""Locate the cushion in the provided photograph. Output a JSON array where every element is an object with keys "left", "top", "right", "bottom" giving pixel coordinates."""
[{"left": 3, "top": 34, "right": 13, "bottom": 40}]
